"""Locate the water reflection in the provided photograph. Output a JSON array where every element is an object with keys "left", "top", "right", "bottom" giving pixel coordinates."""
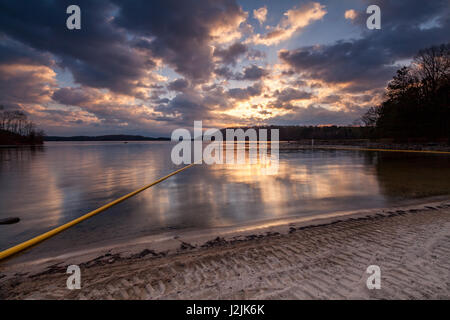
[
  {"left": 371, "top": 152, "right": 450, "bottom": 199},
  {"left": 1, "top": 142, "right": 449, "bottom": 261}
]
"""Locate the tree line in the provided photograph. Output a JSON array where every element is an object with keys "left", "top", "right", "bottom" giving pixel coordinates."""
[
  {"left": 362, "top": 43, "right": 449, "bottom": 140},
  {"left": 0, "top": 106, "right": 44, "bottom": 144},
  {"left": 219, "top": 125, "right": 371, "bottom": 141}
]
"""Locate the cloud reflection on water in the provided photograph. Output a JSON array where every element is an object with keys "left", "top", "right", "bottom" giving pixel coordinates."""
[{"left": 1, "top": 142, "right": 449, "bottom": 260}]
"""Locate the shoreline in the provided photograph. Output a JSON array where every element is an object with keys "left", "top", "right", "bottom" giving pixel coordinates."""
[
  {"left": 280, "top": 140, "right": 450, "bottom": 152},
  {"left": 2, "top": 196, "right": 448, "bottom": 268},
  {"left": 2, "top": 140, "right": 449, "bottom": 152},
  {"left": 1, "top": 198, "right": 450, "bottom": 299}
]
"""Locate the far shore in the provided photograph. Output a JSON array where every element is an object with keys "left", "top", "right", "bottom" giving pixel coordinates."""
[
  {"left": 42, "top": 138, "right": 450, "bottom": 153},
  {"left": 283, "top": 139, "right": 450, "bottom": 152},
  {"left": 2, "top": 134, "right": 447, "bottom": 153},
  {"left": 1, "top": 198, "right": 450, "bottom": 299}
]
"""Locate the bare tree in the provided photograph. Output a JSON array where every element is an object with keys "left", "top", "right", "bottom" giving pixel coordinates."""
[
  {"left": 0, "top": 107, "right": 44, "bottom": 141},
  {"left": 414, "top": 43, "right": 450, "bottom": 96},
  {"left": 363, "top": 43, "right": 450, "bottom": 139},
  {"left": 361, "top": 106, "right": 379, "bottom": 127}
]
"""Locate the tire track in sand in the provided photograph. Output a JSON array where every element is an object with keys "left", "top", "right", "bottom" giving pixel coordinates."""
[{"left": 2, "top": 203, "right": 450, "bottom": 300}]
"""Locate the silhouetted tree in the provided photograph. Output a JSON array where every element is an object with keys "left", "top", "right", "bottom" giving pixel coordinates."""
[
  {"left": 362, "top": 43, "right": 450, "bottom": 140},
  {"left": 361, "top": 106, "right": 379, "bottom": 127}
]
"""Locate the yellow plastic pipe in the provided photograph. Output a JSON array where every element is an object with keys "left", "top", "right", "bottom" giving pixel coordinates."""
[{"left": 0, "top": 162, "right": 198, "bottom": 261}]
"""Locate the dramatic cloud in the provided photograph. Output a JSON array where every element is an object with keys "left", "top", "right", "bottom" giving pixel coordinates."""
[
  {"left": 51, "top": 86, "right": 162, "bottom": 132},
  {"left": 228, "top": 82, "right": 263, "bottom": 100},
  {"left": 273, "top": 88, "right": 312, "bottom": 103},
  {"left": 280, "top": 0, "right": 450, "bottom": 91},
  {"left": 167, "top": 79, "right": 190, "bottom": 92},
  {"left": 214, "top": 42, "right": 248, "bottom": 66},
  {"left": 0, "top": 0, "right": 159, "bottom": 96},
  {"left": 214, "top": 66, "right": 235, "bottom": 79},
  {"left": 0, "top": 36, "right": 54, "bottom": 67},
  {"left": 0, "top": 37, "right": 56, "bottom": 108},
  {"left": 250, "top": 2, "right": 327, "bottom": 46},
  {"left": 112, "top": 0, "right": 247, "bottom": 82},
  {"left": 0, "top": 64, "right": 56, "bottom": 106},
  {"left": 0, "top": 0, "right": 448, "bottom": 135},
  {"left": 279, "top": 41, "right": 397, "bottom": 91},
  {"left": 236, "top": 65, "right": 269, "bottom": 81}
]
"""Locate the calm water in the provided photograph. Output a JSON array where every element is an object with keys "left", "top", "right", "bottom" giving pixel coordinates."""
[{"left": 1, "top": 141, "right": 450, "bottom": 261}]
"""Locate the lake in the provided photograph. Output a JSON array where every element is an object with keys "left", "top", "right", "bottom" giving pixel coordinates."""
[{"left": 1, "top": 141, "right": 450, "bottom": 262}]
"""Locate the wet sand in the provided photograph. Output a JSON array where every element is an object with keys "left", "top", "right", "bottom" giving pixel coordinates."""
[{"left": 1, "top": 200, "right": 450, "bottom": 299}]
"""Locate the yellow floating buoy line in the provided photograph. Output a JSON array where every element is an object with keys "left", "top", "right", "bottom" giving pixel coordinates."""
[{"left": 0, "top": 162, "right": 199, "bottom": 261}]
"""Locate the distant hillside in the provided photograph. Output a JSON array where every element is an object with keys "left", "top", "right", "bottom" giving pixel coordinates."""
[{"left": 44, "top": 135, "right": 170, "bottom": 142}]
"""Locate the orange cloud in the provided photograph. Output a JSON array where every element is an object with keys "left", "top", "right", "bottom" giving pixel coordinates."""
[
  {"left": 0, "top": 64, "right": 56, "bottom": 105},
  {"left": 253, "top": 6, "right": 268, "bottom": 25},
  {"left": 344, "top": 9, "right": 358, "bottom": 20},
  {"left": 249, "top": 2, "right": 326, "bottom": 46}
]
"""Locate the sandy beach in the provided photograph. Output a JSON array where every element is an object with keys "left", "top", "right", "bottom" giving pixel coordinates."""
[{"left": 1, "top": 199, "right": 450, "bottom": 300}]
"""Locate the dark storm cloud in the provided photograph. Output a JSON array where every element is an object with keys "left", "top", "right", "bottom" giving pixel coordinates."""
[
  {"left": 112, "top": 0, "right": 246, "bottom": 82},
  {"left": 273, "top": 88, "right": 312, "bottom": 103},
  {"left": 227, "top": 82, "right": 263, "bottom": 100},
  {"left": 0, "top": 67, "right": 54, "bottom": 106},
  {"left": 0, "top": 0, "right": 245, "bottom": 95},
  {"left": 155, "top": 85, "right": 232, "bottom": 126},
  {"left": 155, "top": 93, "right": 207, "bottom": 123},
  {"left": 167, "top": 78, "right": 190, "bottom": 92},
  {"left": 280, "top": 0, "right": 450, "bottom": 91},
  {"left": 213, "top": 64, "right": 270, "bottom": 81},
  {"left": 202, "top": 85, "right": 229, "bottom": 109},
  {"left": 214, "top": 66, "right": 235, "bottom": 79},
  {"left": 0, "top": 36, "right": 57, "bottom": 107},
  {"left": 0, "top": 0, "right": 155, "bottom": 96},
  {"left": 235, "top": 64, "right": 269, "bottom": 81},
  {"left": 52, "top": 87, "right": 96, "bottom": 106},
  {"left": 214, "top": 42, "right": 247, "bottom": 66},
  {"left": 0, "top": 37, "right": 53, "bottom": 66},
  {"left": 279, "top": 40, "right": 396, "bottom": 90}
]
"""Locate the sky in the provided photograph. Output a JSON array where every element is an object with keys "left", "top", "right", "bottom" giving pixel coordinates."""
[{"left": 0, "top": 0, "right": 449, "bottom": 137}]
